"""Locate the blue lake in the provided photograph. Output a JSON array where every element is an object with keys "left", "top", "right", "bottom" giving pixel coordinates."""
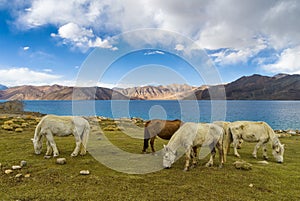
[{"left": 20, "top": 100, "right": 300, "bottom": 130}]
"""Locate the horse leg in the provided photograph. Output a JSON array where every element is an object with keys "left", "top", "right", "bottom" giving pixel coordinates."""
[
  {"left": 253, "top": 141, "right": 263, "bottom": 159},
  {"left": 205, "top": 147, "right": 216, "bottom": 167},
  {"left": 216, "top": 142, "right": 224, "bottom": 168},
  {"left": 71, "top": 132, "right": 81, "bottom": 157},
  {"left": 45, "top": 140, "right": 53, "bottom": 156},
  {"left": 150, "top": 137, "right": 156, "bottom": 153},
  {"left": 184, "top": 147, "right": 192, "bottom": 171},
  {"left": 80, "top": 125, "right": 90, "bottom": 156},
  {"left": 142, "top": 139, "right": 149, "bottom": 153},
  {"left": 232, "top": 136, "right": 241, "bottom": 158},
  {"left": 262, "top": 142, "right": 268, "bottom": 160},
  {"left": 45, "top": 132, "right": 59, "bottom": 157},
  {"left": 191, "top": 147, "right": 198, "bottom": 168}
]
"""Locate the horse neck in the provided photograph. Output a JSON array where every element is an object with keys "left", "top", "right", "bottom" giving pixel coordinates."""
[
  {"left": 167, "top": 134, "right": 181, "bottom": 153},
  {"left": 266, "top": 124, "right": 280, "bottom": 146}
]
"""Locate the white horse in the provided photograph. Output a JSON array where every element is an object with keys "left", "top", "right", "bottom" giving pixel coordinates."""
[
  {"left": 229, "top": 121, "right": 285, "bottom": 163},
  {"left": 213, "top": 121, "right": 243, "bottom": 162},
  {"left": 163, "top": 122, "right": 224, "bottom": 171},
  {"left": 32, "top": 115, "right": 90, "bottom": 157}
]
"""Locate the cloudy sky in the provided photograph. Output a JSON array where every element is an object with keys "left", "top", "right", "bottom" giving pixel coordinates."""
[{"left": 0, "top": 0, "right": 300, "bottom": 87}]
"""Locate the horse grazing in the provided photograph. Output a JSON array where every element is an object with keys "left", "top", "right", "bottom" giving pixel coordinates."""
[
  {"left": 163, "top": 122, "right": 224, "bottom": 171},
  {"left": 229, "top": 121, "right": 284, "bottom": 163},
  {"left": 213, "top": 121, "right": 243, "bottom": 162},
  {"left": 142, "top": 119, "right": 183, "bottom": 153},
  {"left": 32, "top": 115, "right": 90, "bottom": 157}
]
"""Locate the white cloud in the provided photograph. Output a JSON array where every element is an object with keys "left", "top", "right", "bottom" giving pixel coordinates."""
[
  {"left": 144, "top": 50, "right": 165, "bottom": 55},
  {"left": 10, "top": 0, "right": 300, "bottom": 66},
  {"left": 175, "top": 44, "right": 184, "bottom": 51},
  {"left": 51, "top": 22, "right": 116, "bottom": 51},
  {"left": 210, "top": 38, "right": 268, "bottom": 65},
  {"left": 23, "top": 46, "right": 30, "bottom": 51},
  {"left": 262, "top": 46, "right": 300, "bottom": 74},
  {"left": 0, "top": 67, "right": 62, "bottom": 86}
]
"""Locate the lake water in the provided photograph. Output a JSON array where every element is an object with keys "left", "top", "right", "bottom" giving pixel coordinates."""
[{"left": 20, "top": 100, "right": 300, "bottom": 130}]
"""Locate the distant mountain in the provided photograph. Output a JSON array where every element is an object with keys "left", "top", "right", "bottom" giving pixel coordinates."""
[
  {"left": 0, "top": 85, "right": 128, "bottom": 100},
  {"left": 187, "top": 74, "right": 300, "bottom": 100},
  {"left": 0, "top": 74, "right": 299, "bottom": 100},
  {"left": 0, "top": 84, "right": 8, "bottom": 90},
  {"left": 114, "top": 84, "right": 198, "bottom": 100}
]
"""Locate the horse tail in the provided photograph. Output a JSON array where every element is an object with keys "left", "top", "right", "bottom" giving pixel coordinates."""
[{"left": 225, "top": 125, "right": 233, "bottom": 154}]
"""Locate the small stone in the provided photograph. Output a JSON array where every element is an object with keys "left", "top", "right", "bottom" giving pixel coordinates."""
[
  {"left": 15, "top": 173, "right": 23, "bottom": 178},
  {"left": 15, "top": 128, "right": 23, "bottom": 132},
  {"left": 56, "top": 158, "right": 66, "bottom": 165},
  {"left": 24, "top": 174, "right": 31, "bottom": 178},
  {"left": 257, "top": 160, "right": 269, "bottom": 165},
  {"left": 20, "top": 160, "right": 27, "bottom": 167},
  {"left": 233, "top": 160, "right": 252, "bottom": 170},
  {"left": 44, "top": 155, "right": 51, "bottom": 159},
  {"left": 5, "top": 169, "right": 13, "bottom": 174},
  {"left": 80, "top": 170, "right": 90, "bottom": 175},
  {"left": 249, "top": 184, "right": 254, "bottom": 188},
  {"left": 12, "top": 165, "right": 22, "bottom": 170}
]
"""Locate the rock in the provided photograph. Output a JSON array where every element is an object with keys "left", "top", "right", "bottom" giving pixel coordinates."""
[
  {"left": 5, "top": 169, "right": 13, "bottom": 174},
  {"left": 80, "top": 170, "right": 90, "bottom": 175},
  {"left": 287, "top": 130, "right": 296, "bottom": 135},
  {"left": 12, "top": 165, "right": 22, "bottom": 170},
  {"left": 15, "top": 128, "right": 23, "bottom": 132},
  {"left": 249, "top": 184, "right": 254, "bottom": 188},
  {"left": 257, "top": 160, "right": 269, "bottom": 165},
  {"left": 15, "top": 173, "right": 23, "bottom": 178},
  {"left": 56, "top": 158, "right": 66, "bottom": 165},
  {"left": 20, "top": 160, "right": 27, "bottom": 167},
  {"left": 1, "top": 125, "right": 13, "bottom": 131},
  {"left": 233, "top": 160, "right": 252, "bottom": 170},
  {"left": 24, "top": 174, "right": 31, "bottom": 178}
]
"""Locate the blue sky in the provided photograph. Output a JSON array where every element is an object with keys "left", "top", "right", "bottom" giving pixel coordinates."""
[{"left": 0, "top": 0, "right": 300, "bottom": 87}]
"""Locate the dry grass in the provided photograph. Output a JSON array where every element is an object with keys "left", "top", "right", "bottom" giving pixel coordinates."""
[{"left": 1, "top": 116, "right": 300, "bottom": 201}]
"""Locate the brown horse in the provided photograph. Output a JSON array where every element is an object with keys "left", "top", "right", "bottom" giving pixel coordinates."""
[{"left": 142, "top": 119, "right": 183, "bottom": 153}]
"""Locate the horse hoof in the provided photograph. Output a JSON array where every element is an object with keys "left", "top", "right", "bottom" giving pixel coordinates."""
[
  {"left": 183, "top": 168, "right": 188, "bottom": 172},
  {"left": 263, "top": 156, "right": 269, "bottom": 160}
]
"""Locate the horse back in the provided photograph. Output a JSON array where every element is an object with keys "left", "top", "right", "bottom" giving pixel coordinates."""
[{"left": 144, "top": 119, "right": 182, "bottom": 140}]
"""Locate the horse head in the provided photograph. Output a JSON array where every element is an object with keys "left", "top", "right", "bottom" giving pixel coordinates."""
[
  {"left": 163, "top": 145, "right": 177, "bottom": 169},
  {"left": 31, "top": 138, "right": 42, "bottom": 155},
  {"left": 272, "top": 138, "right": 285, "bottom": 163}
]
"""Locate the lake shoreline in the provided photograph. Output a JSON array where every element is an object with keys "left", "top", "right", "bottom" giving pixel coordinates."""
[{"left": 0, "top": 113, "right": 299, "bottom": 137}]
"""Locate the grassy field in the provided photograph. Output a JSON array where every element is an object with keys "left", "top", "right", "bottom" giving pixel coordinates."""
[{"left": 0, "top": 116, "right": 300, "bottom": 201}]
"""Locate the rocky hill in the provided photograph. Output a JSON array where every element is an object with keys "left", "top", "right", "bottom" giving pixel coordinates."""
[
  {"left": 0, "top": 74, "right": 299, "bottom": 100},
  {"left": 114, "top": 84, "right": 198, "bottom": 100},
  {"left": 187, "top": 74, "right": 300, "bottom": 100},
  {"left": 0, "top": 85, "right": 128, "bottom": 100}
]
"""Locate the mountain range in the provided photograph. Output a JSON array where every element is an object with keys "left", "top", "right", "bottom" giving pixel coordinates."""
[{"left": 0, "top": 74, "right": 299, "bottom": 100}]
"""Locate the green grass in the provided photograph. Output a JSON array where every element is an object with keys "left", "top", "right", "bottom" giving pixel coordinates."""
[{"left": 1, "top": 117, "right": 300, "bottom": 201}]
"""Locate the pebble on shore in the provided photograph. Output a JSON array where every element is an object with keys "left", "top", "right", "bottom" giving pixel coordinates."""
[
  {"left": 56, "top": 158, "right": 67, "bottom": 165},
  {"left": 80, "top": 170, "right": 90, "bottom": 175},
  {"left": 12, "top": 165, "right": 22, "bottom": 170}
]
